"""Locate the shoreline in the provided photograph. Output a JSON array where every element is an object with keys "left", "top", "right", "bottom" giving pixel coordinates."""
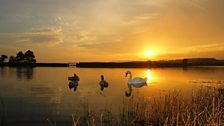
[
  {"left": 1, "top": 58, "right": 224, "bottom": 68},
  {"left": 0, "top": 63, "right": 69, "bottom": 67},
  {"left": 76, "top": 59, "right": 224, "bottom": 68}
]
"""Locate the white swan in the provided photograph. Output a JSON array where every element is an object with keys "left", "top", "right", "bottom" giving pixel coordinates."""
[
  {"left": 125, "top": 70, "right": 147, "bottom": 87},
  {"left": 99, "top": 75, "right": 108, "bottom": 91}
]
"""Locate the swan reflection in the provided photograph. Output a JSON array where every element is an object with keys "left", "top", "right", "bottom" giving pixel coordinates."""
[
  {"left": 99, "top": 75, "right": 109, "bottom": 91},
  {"left": 125, "top": 70, "right": 148, "bottom": 97},
  {"left": 125, "top": 70, "right": 154, "bottom": 97},
  {"left": 68, "top": 81, "right": 79, "bottom": 91},
  {"left": 125, "top": 85, "right": 132, "bottom": 97},
  {"left": 68, "top": 73, "right": 79, "bottom": 91}
]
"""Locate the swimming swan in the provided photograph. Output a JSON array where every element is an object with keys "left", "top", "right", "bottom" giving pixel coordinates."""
[
  {"left": 125, "top": 70, "right": 147, "bottom": 87},
  {"left": 68, "top": 74, "right": 80, "bottom": 81},
  {"left": 68, "top": 73, "right": 79, "bottom": 91},
  {"left": 99, "top": 75, "right": 108, "bottom": 91}
]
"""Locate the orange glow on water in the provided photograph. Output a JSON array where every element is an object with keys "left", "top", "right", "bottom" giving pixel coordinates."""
[{"left": 146, "top": 69, "right": 152, "bottom": 83}]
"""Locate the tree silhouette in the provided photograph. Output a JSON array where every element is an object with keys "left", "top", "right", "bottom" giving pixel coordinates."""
[
  {"left": 24, "top": 50, "right": 36, "bottom": 63},
  {"left": 0, "top": 54, "right": 8, "bottom": 63},
  {"left": 1, "top": 50, "right": 37, "bottom": 65},
  {"left": 9, "top": 56, "right": 16, "bottom": 63},
  {"left": 16, "top": 51, "right": 25, "bottom": 62}
]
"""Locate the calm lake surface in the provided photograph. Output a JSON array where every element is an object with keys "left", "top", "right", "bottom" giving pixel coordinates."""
[{"left": 0, "top": 66, "right": 224, "bottom": 125}]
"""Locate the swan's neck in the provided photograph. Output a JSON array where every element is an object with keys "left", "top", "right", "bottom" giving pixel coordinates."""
[
  {"left": 101, "top": 76, "right": 104, "bottom": 80},
  {"left": 128, "top": 73, "right": 132, "bottom": 80}
]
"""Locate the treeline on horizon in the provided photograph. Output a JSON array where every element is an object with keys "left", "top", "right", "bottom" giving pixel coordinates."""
[
  {"left": 1, "top": 50, "right": 224, "bottom": 68},
  {"left": 76, "top": 58, "right": 224, "bottom": 68},
  {"left": 0, "top": 50, "right": 36, "bottom": 66},
  {"left": 0, "top": 50, "right": 69, "bottom": 67}
]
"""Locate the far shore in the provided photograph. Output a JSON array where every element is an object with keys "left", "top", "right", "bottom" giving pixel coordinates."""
[
  {"left": 1, "top": 58, "right": 224, "bottom": 68},
  {"left": 0, "top": 62, "right": 69, "bottom": 67},
  {"left": 76, "top": 58, "right": 224, "bottom": 68}
]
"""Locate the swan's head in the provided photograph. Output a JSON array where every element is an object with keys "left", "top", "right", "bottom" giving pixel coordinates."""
[
  {"left": 101, "top": 75, "right": 104, "bottom": 80},
  {"left": 125, "top": 70, "right": 131, "bottom": 77}
]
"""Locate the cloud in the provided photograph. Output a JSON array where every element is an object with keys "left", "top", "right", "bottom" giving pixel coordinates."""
[
  {"left": 31, "top": 27, "right": 62, "bottom": 34},
  {"left": 1, "top": 0, "right": 224, "bottom": 62},
  {"left": 16, "top": 34, "right": 63, "bottom": 45},
  {"left": 181, "top": 43, "right": 224, "bottom": 53},
  {"left": 0, "top": 27, "right": 64, "bottom": 46},
  {"left": 156, "top": 42, "right": 224, "bottom": 59}
]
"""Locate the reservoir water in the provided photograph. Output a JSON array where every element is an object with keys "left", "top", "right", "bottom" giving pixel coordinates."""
[{"left": 0, "top": 66, "right": 224, "bottom": 125}]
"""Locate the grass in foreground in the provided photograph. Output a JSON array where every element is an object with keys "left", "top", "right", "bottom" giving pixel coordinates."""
[{"left": 48, "top": 86, "right": 224, "bottom": 126}]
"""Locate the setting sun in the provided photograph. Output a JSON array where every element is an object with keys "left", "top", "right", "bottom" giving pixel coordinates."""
[{"left": 145, "top": 50, "right": 155, "bottom": 57}]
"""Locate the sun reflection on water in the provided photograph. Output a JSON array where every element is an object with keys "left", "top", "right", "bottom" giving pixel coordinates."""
[{"left": 146, "top": 69, "right": 152, "bottom": 83}]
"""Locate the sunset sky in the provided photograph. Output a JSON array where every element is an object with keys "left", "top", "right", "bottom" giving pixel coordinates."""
[{"left": 0, "top": 0, "right": 224, "bottom": 62}]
